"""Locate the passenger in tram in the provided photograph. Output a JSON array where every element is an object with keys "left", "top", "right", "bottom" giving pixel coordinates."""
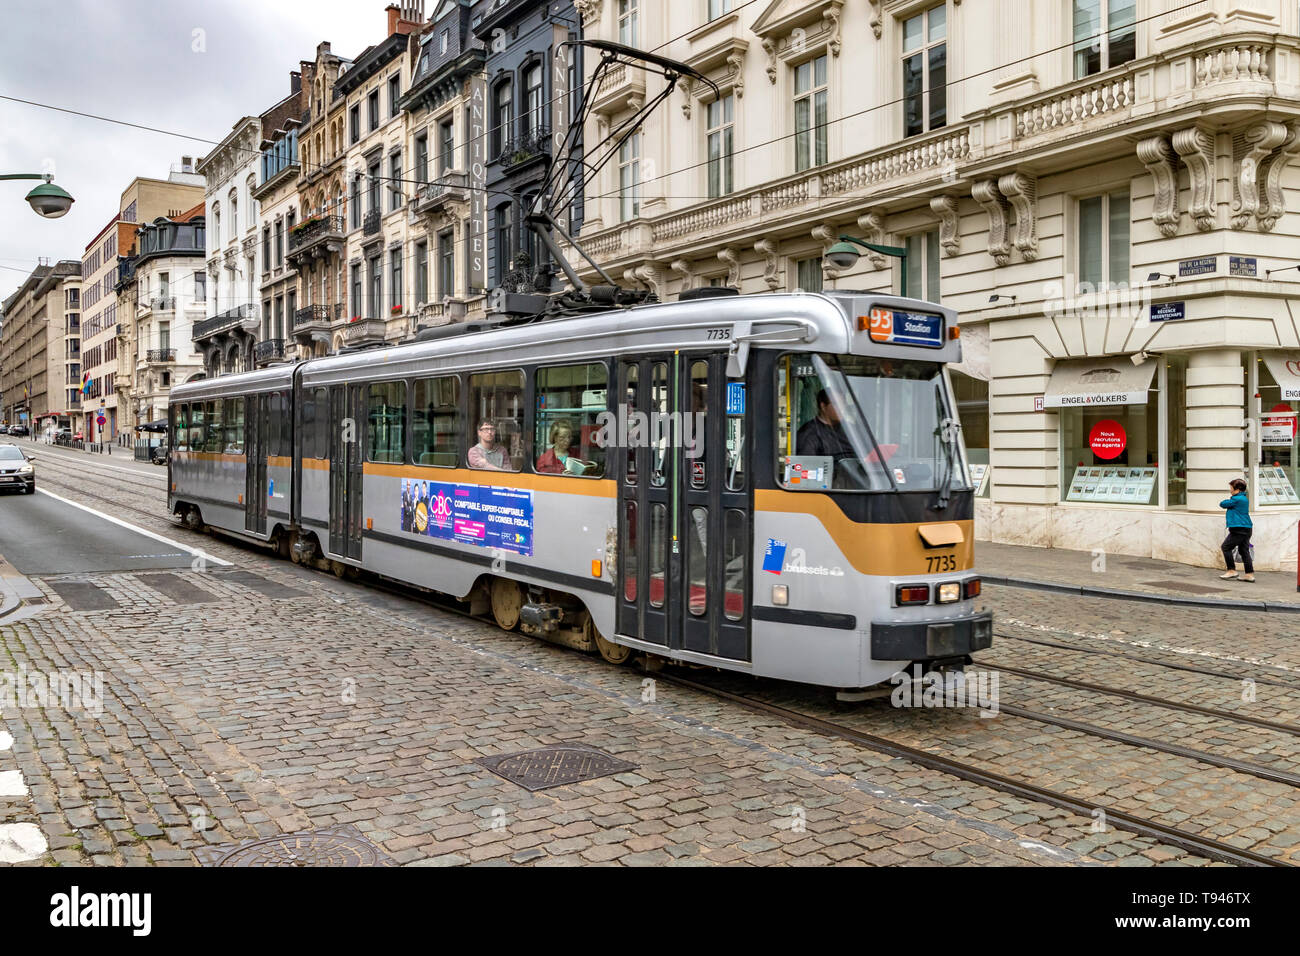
[
  {"left": 468, "top": 420, "right": 509, "bottom": 471},
  {"left": 796, "top": 389, "right": 855, "bottom": 461},
  {"left": 536, "top": 419, "right": 575, "bottom": 474}
]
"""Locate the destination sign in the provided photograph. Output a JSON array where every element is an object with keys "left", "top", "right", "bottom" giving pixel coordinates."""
[{"left": 864, "top": 307, "right": 944, "bottom": 348}]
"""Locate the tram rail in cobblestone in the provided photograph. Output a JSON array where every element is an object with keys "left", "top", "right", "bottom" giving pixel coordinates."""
[{"left": 647, "top": 670, "right": 1288, "bottom": 868}]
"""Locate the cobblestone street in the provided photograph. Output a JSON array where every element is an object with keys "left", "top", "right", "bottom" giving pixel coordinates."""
[{"left": 1, "top": 447, "right": 1297, "bottom": 867}]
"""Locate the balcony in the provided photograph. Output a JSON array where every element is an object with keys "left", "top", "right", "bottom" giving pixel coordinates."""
[
  {"left": 193, "top": 303, "right": 260, "bottom": 342},
  {"left": 148, "top": 295, "right": 176, "bottom": 313},
  {"left": 413, "top": 172, "right": 471, "bottom": 218},
  {"left": 363, "top": 209, "right": 381, "bottom": 236},
  {"left": 341, "top": 316, "right": 386, "bottom": 348},
  {"left": 292, "top": 303, "right": 342, "bottom": 343},
  {"left": 591, "top": 62, "right": 646, "bottom": 118},
  {"left": 145, "top": 349, "right": 176, "bottom": 363},
  {"left": 499, "top": 127, "right": 551, "bottom": 172},
  {"left": 287, "top": 215, "right": 347, "bottom": 268},
  {"left": 253, "top": 339, "right": 286, "bottom": 366}
]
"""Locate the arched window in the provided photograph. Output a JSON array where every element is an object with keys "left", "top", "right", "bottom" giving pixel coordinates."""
[
  {"left": 492, "top": 79, "right": 513, "bottom": 157},
  {"left": 523, "top": 63, "right": 544, "bottom": 137},
  {"left": 229, "top": 189, "right": 238, "bottom": 235}
]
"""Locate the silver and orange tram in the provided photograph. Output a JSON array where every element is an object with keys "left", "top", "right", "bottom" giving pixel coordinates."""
[{"left": 168, "top": 290, "right": 991, "bottom": 690}]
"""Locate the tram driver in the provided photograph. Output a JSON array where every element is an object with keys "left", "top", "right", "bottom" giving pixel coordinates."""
[
  {"left": 468, "top": 419, "right": 510, "bottom": 471},
  {"left": 796, "top": 389, "right": 855, "bottom": 461}
]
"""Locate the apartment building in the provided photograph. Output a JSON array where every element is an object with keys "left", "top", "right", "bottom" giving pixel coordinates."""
[
  {"left": 194, "top": 116, "right": 263, "bottom": 376},
  {"left": 574, "top": 0, "right": 1300, "bottom": 569},
  {"left": 0, "top": 259, "right": 81, "bottom": 433}
]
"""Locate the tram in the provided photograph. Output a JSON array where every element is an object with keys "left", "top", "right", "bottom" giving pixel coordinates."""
[{"left": 167, "top": 289, "right": 991, "bottom": 690}]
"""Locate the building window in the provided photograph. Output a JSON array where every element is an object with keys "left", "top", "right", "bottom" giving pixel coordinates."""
[
  {"left": 439, "top": 229, "right": 455, "bottom": 298},
  {"left": 619, "top": 133, "right": 641, "bottom": 222},
  {"left": 440, "top": 30, "right": 449, "bottom": 55},
  {"left": 494, "top": 204, "right": 512, "bottom": 286},
  {"left": 194, "top": 271, "right": 206, "bottom": 303},
  {"left": 438, "top": 118, "right": 455, "bottom": 173},
  {"left": 415, "top": 240, "right": 429, "bottom": 304},
  {"left": 350, "top": 175, "right": 362, "bottom": 228},
  {"left": 795, "top": 256, "right": 823, "bottom": 293},
  {"left": 493, "top": 81, "right": 513, "bottom": 157},
  {"left": 619, "top": 0, "right": 638, "bottom": 47},
  {"left": 368, "top": 89, "right": 380, "bottom": 131},
  {"left": 1073, "top": 0, "right": 1136, "bottom": 79},
  {"left": 1077, "top": 190, "right": 1130, "bottom": 291},
  {"left": 902, "top": 5, "right": 946, "bottom": 137},
  {"left": 350, "top": 105, "right": 360, "bottom": 143},
  {"left": 415, "top": 133, "right": 429, "bottom": 183},
  {"left": 388, "top": 74, "right": 401, "bottom": 118},
  {"left": 274, "top": 221, "right": 283, "bottom": 268},
  {"left": 794, "top": 55, "right": 828, "bottom": 171},
  {"left": 368, "top": 161, "right": 381, "bottom": 213},
  {"left": 390, "top": 152, "right": 403, "bottom": 210},
  {"left": 707, "top": 95, "right": 734, "bottom": 198},
  {"left": 523, "top": 64, "right": 544, "bottom": 136},
  {"left": 904, "top": 230, "right": 941, "bottom": 302},
  {"left": 709, "top": 0, "right": 731, "bottom": 20},
  {"left": 351, "top": 264, "right": 362, "bottom": 317},
  {"left": 391, "top": 246, "right": 403, "bottom": 311},
  {"left": 369, "top": 253, "right": 382, "bottom": 317}
]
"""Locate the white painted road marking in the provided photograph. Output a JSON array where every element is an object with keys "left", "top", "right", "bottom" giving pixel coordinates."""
[
  {"left": 0, "top": 823, "right": 48, "bottom": 863},
  {"left": 0, "top": 730, "right": 12, "bottom": 751},
  {"left": 34, "top": 487, "right": 231, "bottom": 567},
  {"left": 0, "top": 769, "right": 28, "bottom": 797}
]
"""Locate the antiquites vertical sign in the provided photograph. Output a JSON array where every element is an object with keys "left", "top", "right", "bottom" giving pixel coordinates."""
[
  {"left": 552, "top": 24, "right": 570, "bottom": 164},
  {"left": 468, "top": 74, "right": 487, "bottom": 294}
]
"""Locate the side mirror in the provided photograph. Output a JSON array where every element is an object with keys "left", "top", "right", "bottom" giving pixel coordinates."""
[{"left": 26, "top": 455, "right": 34, "bottom": 461}]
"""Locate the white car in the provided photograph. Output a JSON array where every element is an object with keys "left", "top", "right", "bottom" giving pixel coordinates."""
[{"left": 0, "top": 443, "right": 35, "bottom": 494}]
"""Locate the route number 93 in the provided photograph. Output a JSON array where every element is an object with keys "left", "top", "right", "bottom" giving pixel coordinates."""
[{"left": 926, "top": 553, "right": 957, "bottom": 573}]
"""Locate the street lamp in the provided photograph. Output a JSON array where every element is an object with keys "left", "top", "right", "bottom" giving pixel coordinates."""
[
  {"left": 825, "top": 235, "right": 910, "bottom": 297},
  {"left": 0, "top": 173, "right": 75, "bottom": 219}
]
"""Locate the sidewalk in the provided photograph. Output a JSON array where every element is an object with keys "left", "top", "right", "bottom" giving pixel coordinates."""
[{"left": 979, "top": 541, "right": 1300, "bottom": 612}]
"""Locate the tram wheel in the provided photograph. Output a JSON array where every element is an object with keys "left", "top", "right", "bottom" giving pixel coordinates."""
[
  {"left": 330, "top": 560, "right": 347, "bottom": 578},
  {"left": 490, "top": 578, "right": 523, "bottom": 631},
  {"left": 273, "top": 529, "right": 293, "bottom": 560},
  {"left": 591, "top": 618, "right": 633, "bottom": 665}
]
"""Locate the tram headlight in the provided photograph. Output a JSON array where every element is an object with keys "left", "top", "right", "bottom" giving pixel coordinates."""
[{"left": 937, "top": 582, "right": 961, "bottom": 604}]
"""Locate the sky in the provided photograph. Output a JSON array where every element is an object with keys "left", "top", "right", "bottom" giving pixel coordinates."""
[{"left": 0, "top": 0, "right": 397, "bottom": 294}]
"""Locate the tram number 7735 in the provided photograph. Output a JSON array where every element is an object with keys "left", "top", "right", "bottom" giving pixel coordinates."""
[
  {"left": 926, "top": 553, "right": 958, "bottom": 573},
  {"left": 705, "top": 327, "right": 731, "bottom": 340}
]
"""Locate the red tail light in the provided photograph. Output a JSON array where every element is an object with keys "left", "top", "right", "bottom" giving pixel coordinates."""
[{"left": 896, "top": 585, "right": 930, "bottom": 605}]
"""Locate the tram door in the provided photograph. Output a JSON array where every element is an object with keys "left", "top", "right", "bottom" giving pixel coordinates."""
[
  {"left": 245, "top": 394, "right": 269, "bottom": 535},
  {"left": 328, "top": 384, "right": 364, "bottom": 560},
  {"left": 617, "top": 353, "right": 751, "bottom": 661}
]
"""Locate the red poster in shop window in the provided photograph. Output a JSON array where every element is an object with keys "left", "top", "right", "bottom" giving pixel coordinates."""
[
  {"left": 1089, "top": 420, "right": 1126, "bottom": 459},
  {"left": 1265, "top": 403, "right": 1297, "bottom": 438}
]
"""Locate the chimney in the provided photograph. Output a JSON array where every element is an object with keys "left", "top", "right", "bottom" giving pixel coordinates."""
[
  {"left": 290, "top": 70, "right": 302, "bottom": 94},
  {"left": 389, "top": 2, "right": 423, "bottom": 36},
  {"left": 317, "top": 40, "right": 331, "bottom": 57},
  {"left": 387, "top": 4, "right": 399, "bottom": 35}
]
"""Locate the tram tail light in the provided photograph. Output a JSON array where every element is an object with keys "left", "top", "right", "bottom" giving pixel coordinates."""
[
  {"left": 896, "top": 585, "right": 930, "bottom": 605},
  {"left": 963, "top": 578, "right": 982, "bottom": 599},
  {"left": 937, "top": 582, "right": 961, "bottom": 604}
]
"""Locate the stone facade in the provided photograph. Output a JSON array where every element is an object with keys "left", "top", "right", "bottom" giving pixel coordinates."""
[{"left": 0, "top": 260, "right": 81, "bottom": 431}]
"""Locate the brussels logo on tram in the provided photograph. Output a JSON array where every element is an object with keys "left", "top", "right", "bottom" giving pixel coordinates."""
[{"left": 863, "top": 307, "right": 944, "bottom": 348}]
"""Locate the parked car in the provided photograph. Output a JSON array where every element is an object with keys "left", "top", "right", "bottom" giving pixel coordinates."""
[
  {"left": 0, "top": 425, "right": 9, "bottom": 435},
  {"left": 0, "top": 443, "right": 35, "bottom": 494},
  {"left": 7, "top": 425, "right": 30, "bottom": 437},
  {"left": 151, "top": 442, "right": 170, "bottom": 466},
  {"left": 53, "top": 428, "right": 73, "bottom": 446}
]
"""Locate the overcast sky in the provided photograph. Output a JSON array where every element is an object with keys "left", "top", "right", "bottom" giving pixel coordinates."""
[{"left": 0, "top": 0, "right": 397, "bottom": 294}]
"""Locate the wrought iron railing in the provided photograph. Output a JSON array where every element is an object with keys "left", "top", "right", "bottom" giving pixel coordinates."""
[
  {"left": 146, "top": 349, "right": 176, "bottom": 363},
  {"left": 293, "top": 303, "right": 343, "bottom": 328},
  {"left": 363, "top": 210, "right": 381, "bottom": 235},
  {"left": 500, "top": 126, "right": 551, "bottom": 169},
  {"left": 288, "top": 215, "right": 346, "bottom": 251},
  {"left": 254, "top": 339, "right": 285, "bottom": 363},
  {"left": 192, "top": 303, "right": 259, "bottom": 340}
]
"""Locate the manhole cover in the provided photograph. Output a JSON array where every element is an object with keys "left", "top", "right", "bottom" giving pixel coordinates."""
[
  {"left": 476, "top": 744, "right": 637, "bottom": 792},
  {"left": 195, "top": 824, "right": 395, "bottom": 867},
  {"left": 1139, "top": 580, "right": 1229, "bottom": 595}
]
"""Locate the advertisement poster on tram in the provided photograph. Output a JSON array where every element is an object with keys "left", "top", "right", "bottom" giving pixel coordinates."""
[{"left": 400, "top": 479, "right": 534, "bottom": 556}]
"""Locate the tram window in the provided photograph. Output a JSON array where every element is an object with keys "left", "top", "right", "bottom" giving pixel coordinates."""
[
  {"left": 223, "top": 397, "right": 244, "bottom": 454},
  {"left": 651, "top": 362, "right": 669, "bottom": 486},
  {"left": 367, "top": 380, "right": 407, "bottom": 464},
  {"left": 312, "top": 387, "right": 328, "bottom": 459},
  {"left": 689, "top": 360, "right": 708, "bottom": 489},
  {"left": 468, "top": 370, "right": 524, "bottom": 471},
  {"left": 280, "top": 390, "right": 293, "bottom": 457},
  {"left": 301, "top": 389, "right": 316, "bottom": 458},
  {"left": 724, "top": 509, "right": 746, "bottom": 621},
  {"left": 268, "top": 392, "right": 283, "bottom": 457},
  {"left": 624, "top": 500, "right": 637, "bottom": 602},
  {"left": 688, "top": 506, "right": 708, "bottom": 616},
  {"left": 775, "top": 353, "right": 963, "bottom": 492},
  {"left": 534, "top": 363, "right": 607, "bottom": 478},
  {"left": 412, "top": 376, "right": 461, "bottom": 467},
  {"left": 205, "top": 399, "right": 224, "bottom": 454},
  {"left": 173, "top": 404, "right": 189, "bottom": 451},
  {"left": 189, "top": 402, "right": 205, "bottom": 452},
  {"left": 649, "top": 503, "right": 666, "bottom": 608},
  {"left": 725, "top": 378, "right": 745, "bottom": 491},
  {"left": 622, "top": 363, "right": 637, "bottom": 485}
]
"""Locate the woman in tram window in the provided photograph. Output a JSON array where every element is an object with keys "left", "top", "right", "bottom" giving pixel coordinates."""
[
  {"left": 468, "top": 419, "right": 509, "bottom": 471},
  {"left": 536, "top": 418, "right": 575, "bottom": 474}
]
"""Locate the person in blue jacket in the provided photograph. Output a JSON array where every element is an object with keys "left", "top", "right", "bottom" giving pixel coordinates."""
[{"left": 1219, "top": 478, "right": 1254, "bottom": 582}]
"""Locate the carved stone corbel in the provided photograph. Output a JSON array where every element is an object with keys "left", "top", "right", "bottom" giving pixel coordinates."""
[
  {"left": 679, "top": 79, "right": 694, "bottom": 120},
  {"left": 867, "top": 0, "right": 882, "bottom": 39},
  {"left": 972, "top": 179, "right": 1012, "bottom": 266},
  {"left": 812, "top": 224, "right": 844, "bottom": 281},
  {"left": 761, "top": 38, "right": 777, "bottom": 84},
  {"left": 1232, "top": 122, "right": 1288, "bottom": 230},
  {"left": 1136, "top": 135, "right": 1181, "bottom": 238},
  {"left": 1172, "top": 126, "right": 1217, "bottom": 231},
  {"left": 754, "top": 238, "right": 781, "bottom": 291},
  {"left": 824, "top": 2, "right": 844, "bottom": 57},
  {"left": 997, "top": 171, "right": 1038, "bottom": 261},
  {"left": 634, "top": 261, "right": 664, "bottom": 301},
  {"left": 1256, "top": 122, "right": 1300, "bottom": 232},
  {"left": 856, "top": 211, "right": 886, "bottom": 268},
  {"left": 727, "top": 50, "right": 745, "bottom": 98},
  {"left": 574, "top": 0, "right": 601, "bottom": 27},
  {"left": 670, "top": 259, "right": 693, "bottom": 291},
  {"left": 929, "top": 195, "right": 960, "bottom": 257},
  {"left": 718, "top": 246, "right": 741, "bottom": 287}
]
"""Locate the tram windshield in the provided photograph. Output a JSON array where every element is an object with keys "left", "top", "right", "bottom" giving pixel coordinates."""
[{"left": 776, "top": 353, "right": 970, "bottom": 493}]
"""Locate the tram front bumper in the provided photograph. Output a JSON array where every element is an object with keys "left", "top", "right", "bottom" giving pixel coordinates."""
[{"left": 869, "top": 612, "right": 993, "bottom": 661}]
